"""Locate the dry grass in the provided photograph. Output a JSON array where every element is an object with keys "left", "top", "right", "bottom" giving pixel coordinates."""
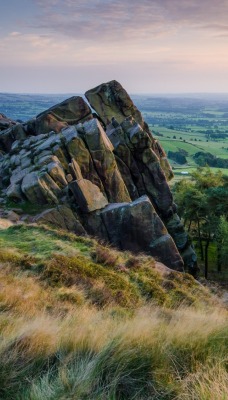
[
  {"left": 0, "top": 224, "right": 220, "bottom": 313},
  {"left": 0, "top": 303, "right": 227, "bottom": 399},
  {"left": 179, "top": 362, "right": 228, "bottom": 399},
  {"left": 0, "top": 223, "right": 227, "bottom": 399},
  {"left": 92, "top": 244, "right": 121, "bottom": 267}
]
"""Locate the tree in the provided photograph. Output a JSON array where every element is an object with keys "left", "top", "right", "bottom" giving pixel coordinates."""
[
  {"left": 215, "top": 216, "right": 228, "bottom": 272},
  {"left": 191, "top": 167, "right": 223, "bottom": 189},
  {"left": 174, "top": 179, "right": 207, "bottom": 263},
  {"left": 173, "top": 168, "right": 227, "bottom": 279}
]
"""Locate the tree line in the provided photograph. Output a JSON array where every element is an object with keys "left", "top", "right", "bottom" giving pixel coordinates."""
[{"left": 173, "top": 167, "right": 228, "bottom": 280}]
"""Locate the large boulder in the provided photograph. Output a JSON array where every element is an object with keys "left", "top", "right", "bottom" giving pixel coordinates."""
[
  {"left": 33, "top": 205, "right": 86, "bottom": 235},
  {"left": 100, "top": 196, "right": 184, "bottom": 271},
  {"left": 34, "top": 96, "right": 93, "bottom": 134},
  {"left": 21, "top": 171, "right": 61, "bottom": 205},
  {"left": 82, "top": 119, "right": 131, "bottom": 203},
  {"left": 69, "top": 179, "right": 108, "bottom": 213},
  {"left": 106, "top": 115, "right": 194, "bottom": 269},
  {"left": 85, "top": 80, "right": 173, "bottom": 181},
  {"left": 85, "top": 80, "right": 145, "bottom": 128}
]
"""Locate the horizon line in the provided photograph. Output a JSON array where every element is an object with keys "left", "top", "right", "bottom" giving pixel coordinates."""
[{"left": 1, "top": 91, "right": 228, "bottom": 96}]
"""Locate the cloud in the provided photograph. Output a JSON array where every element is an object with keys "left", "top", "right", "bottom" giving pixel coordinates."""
[
  {"left": 32, "top": 0, "right": 228, "bottom": 42},
  {"left": 33, "top": 1, "right": 168, "bottom": 41},
  {"left": 2, "top": 0, "right": 228, "bottom": 94},
  {"left": 0, "top": 32, "right": 74, "bottom": 66},
  {"left": 9, "top": 32, "right": 22, "bottom": 37},
  {"left": 0, "top": 28, "right": 174, "bottom": 67}
]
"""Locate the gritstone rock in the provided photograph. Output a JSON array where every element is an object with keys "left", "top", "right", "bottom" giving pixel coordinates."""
[{"left": 0, "top": 81, "right": 198, "bottom": 274}]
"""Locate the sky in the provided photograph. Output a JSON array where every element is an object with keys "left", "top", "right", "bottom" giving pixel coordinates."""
[{"left": 1, "top": 0, "right": 228, "bottom": 94}]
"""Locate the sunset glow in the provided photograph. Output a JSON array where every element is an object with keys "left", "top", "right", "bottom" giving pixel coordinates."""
[{"left": 1, "top": 0, "right": 228, "bottom": 93}]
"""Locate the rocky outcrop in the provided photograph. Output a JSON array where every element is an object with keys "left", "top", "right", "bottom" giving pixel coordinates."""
[
  {"left": 0, "top": 80, "right": 198, "bottom": 274},
  {"left": 0, "top": 113, "right": 17, "bottom": 132},
  {"left": 86, "top": 80, "right": 173, "bottom": 182}
]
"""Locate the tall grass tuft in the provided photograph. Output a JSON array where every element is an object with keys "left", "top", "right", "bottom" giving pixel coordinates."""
[{"left": 0, "top": 306, "right": 227, "bottom": 399}]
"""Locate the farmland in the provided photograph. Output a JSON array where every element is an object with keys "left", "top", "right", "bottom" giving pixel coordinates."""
[{"left": 132, "top": 94, "right": 228, "bottom": 179}]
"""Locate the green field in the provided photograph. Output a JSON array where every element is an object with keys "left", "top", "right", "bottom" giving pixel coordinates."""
[
  {"left": 138, "top": 95, "right": 228, "bottom": 138},
  {"left": 158, "top": 138, "right": 204, "bottom": 157},
  {"left": 157, "top": 136, "right": 228, "bottom": 161},
  {"left": 152, "top": 133, "right": 228, "bottom": 181},
  {"left": 139, "top": 97, "right": 228, "bottom": 180}
]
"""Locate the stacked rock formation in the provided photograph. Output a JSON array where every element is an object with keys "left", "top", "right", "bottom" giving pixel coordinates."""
[{"left": 0, "top": 80, "right": 197, "bottom": 273}]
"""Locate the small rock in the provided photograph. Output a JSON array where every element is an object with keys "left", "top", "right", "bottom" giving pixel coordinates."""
[{"left": 66, "top": 174, "right": 73, "bottom": 183}]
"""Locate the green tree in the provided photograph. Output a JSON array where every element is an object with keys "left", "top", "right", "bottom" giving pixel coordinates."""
[
  {"left": 173, "top": 168, "right": 227, "bottom": 279},
  {"left": 191, "top": 167, "right": 223, "bottom": 189},
  {"left": 216, "top": 216, "right": 228, "bottom": 272}
]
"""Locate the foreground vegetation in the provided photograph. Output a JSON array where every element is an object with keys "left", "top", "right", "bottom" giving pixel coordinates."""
[{"left": 0, "top": 223, "right": 227, "bottom": 399}]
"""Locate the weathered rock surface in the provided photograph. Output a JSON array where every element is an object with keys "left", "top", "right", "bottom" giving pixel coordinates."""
[
  {"left": 86, "top": 80, "right": 173, "bottom": 181},
  {"left": 82, "top": 119, "right": 131, "bottom": 203},
  {"left": 32, "top": 205, "right": 86, "bottom": 235},
  {"left": 100, "top": 196, "right": 183, "bottom": 271},
  {"left": 69, "top": 179, "right": 108, "bottom": 213},
  {"left": 0, "top": 80, "right": 198, "bottom": 274},
  {"left": 34, "top": 96, "right": 93, "bottom": 135},
  {"left": 0, "top": 114, "right": 17, "bottom": 131}
]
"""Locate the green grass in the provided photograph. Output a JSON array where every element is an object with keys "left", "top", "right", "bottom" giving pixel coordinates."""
[
  {"left": 158, "top": 138, "right": 203, "bottom": 156},
  {"left": 0, "top": 224, "right": 227, "bottom": 399},
  {"left": 0, "top": 224, "right": 91, "bottom": 259},
  {"left": 157, "top": 136, "right": 228, "bottom": 159},
  {"left": 4, "top": 199, "right": 52, "bottom": 215},
  {"left": 152, "top": 132, "right": 228, "bottom": 183},
  {"left": 0, "top": 224, "right": 216, "bottom": 310},
  {"left": 192, "top": 141, "right": 228, "bottom": 157},
  {"left": 149, "top": 117, "right": 228, "bottom": 171}
]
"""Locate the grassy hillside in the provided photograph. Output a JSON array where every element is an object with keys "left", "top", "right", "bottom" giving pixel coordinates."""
[
  {"left": 0, "top": 223, "right": 227, "bottom": 399},
  {"left": 0, "top": 224, "right": 213, "bottom": 309}
]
